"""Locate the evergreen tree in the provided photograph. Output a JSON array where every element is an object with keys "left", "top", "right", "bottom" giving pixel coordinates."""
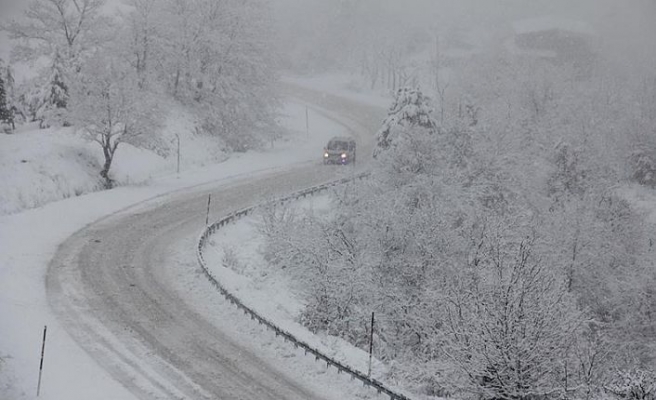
[
  {"left": 34, "top": 51, "right": 69, "bottom": 128},
  {"left": 373, "top": 87, "right": 438, "bottom": 158},
  {"left": 0, "top": 74, "right": 10, "bottom": 126},
  {"left": 4, "top": 64, "right": 18, "bottom": 128},
  {"left": 5, "top": 64, "right": 14, "bottom": 103}
]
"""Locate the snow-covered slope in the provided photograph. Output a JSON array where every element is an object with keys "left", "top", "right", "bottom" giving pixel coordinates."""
[
  {"left": 0, "top": 125, "right": 103, "bottom": 215},
  {"left": 1, "top": 101, "right": 309, "bottom": 216}
]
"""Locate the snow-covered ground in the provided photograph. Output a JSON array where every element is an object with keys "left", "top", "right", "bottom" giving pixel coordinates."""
[
  {"left": 0, "top": 89, "right": 389, "bottom": 399},
  {"left": 1, "top": 104, "right": 225, "bottom": 216}
]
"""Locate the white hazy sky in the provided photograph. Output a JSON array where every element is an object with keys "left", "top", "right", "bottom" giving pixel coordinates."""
[{"left": 1, "top": 0, "right": 655, "bottom": 75}]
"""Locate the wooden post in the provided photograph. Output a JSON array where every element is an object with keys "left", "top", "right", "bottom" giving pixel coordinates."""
[
  {"left": 175, "top": 134, "right": 180, "bottom": 174},
  {"left": 367, "top": 312, "right": 374, "bottom": 378},
  {"left": 205, "top": 194, "right": 211, "bottom": 226},
  {"left": 37, "top": 325, "right": 47, "bottom": 397}
]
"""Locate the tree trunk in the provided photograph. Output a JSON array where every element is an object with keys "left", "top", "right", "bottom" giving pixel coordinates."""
[{"left": 100, "top": 141, "right": 116, "bottom": 189}]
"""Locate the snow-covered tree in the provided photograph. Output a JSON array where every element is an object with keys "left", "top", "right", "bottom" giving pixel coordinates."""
[
  {"left": 4, "top": 0, "right": 110, "bottom": 124},
  {"left": 0, "top": 58, "right": 15, "bottom": 129},
  {"left": 120, "top": 0, "right": 159, "bottom": 89},
  {"left": 69, "top": 54, "right": 158, "bottom": 188},
  {"left": 0, "top": 74, "right": 10, "bottom": 128},
  {"left": 440, "top": 229, "right": 584, "bottom": 400},
  {"left": 0, "top": 61, "right": 17, "bottom": 130},
  {"left": 4, "top": 64, "right": 15, "bottom": 105},
  {"left": 30, "top": 51, "right": 70, "bottom": 128},
  {"left": 154, "top": 0, "right": 279, "bottom": 151},
  {"left": 627, "top": 77, "right": 656, "bottom": 187},
  {"left": 606, "top": 370, "right": 656, "bottom": 400},
  {"left": 260, "top": 48, "right": 656, "bottom": 397},
  {"left": 374, "top": 87, "right": 438, "bottom": 158},
  {"left": 4, "top": 0, "right": 107, "bottom": 66},
  {"left": 7, "top": 79, "right": 18, "bottom": 128},
  {"left": 258, "top": 196, "right": 367, "bottom": 341}
]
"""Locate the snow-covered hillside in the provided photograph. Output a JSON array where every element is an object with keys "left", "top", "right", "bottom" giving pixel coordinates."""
[{"left": 1, "top": 100, "right": 321, "bottom": 216}]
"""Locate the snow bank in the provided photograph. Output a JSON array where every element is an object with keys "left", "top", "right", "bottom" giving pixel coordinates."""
[{"left": 0, "top": 126, "right": 103, "bottom": 215}]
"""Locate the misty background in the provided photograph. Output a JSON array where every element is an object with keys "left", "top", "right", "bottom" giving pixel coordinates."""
[
  {"left": 3, "top": 0, "right": 656, "bottom": 78},
  {"left": 271, "top": 0, "right": 656, "bottom": 74}
]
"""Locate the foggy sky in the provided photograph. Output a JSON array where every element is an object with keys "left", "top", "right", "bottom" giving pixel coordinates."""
[
  {"left": 272, "top": 0, "right": 656, "bottom": 73},
  {"left": 1, "top": 0, "right": 655, "bottom": 74}
]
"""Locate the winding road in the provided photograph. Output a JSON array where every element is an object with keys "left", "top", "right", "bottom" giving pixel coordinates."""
[{"left": 46, "top": 86, "right": 385, "bottom": 399}]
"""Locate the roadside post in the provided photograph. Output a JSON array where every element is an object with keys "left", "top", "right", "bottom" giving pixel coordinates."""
[
  {"left": 306, "top": 106, "right": 309, "bottom": 137},
  {"left": 37, "top": 325, "right": 47, "bottom": 397},
  {"left": 175, "top": 133, "right": 180, "bottom": 174},
  {"left": 368, "top": 312, "right": 374, "bottom": 378},
  {"left": 205, "top": 194, "right": 212, "bottom": 226}
]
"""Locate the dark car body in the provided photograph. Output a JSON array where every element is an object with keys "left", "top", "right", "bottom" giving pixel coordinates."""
[{"left": 323, "top": 137, "right": 356, "bottom": 165}]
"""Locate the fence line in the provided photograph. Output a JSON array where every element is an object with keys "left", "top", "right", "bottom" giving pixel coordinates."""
[{"left": 196, "top": 172, "right": 413, "bottom": 400}]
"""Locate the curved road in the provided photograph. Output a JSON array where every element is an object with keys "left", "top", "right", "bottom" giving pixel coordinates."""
[{"left": 46, "top": 87, "right": 385, "bottom": 399}]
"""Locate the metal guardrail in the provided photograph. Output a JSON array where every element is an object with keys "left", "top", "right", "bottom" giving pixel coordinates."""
[{"left": 196, "top": 172, "right": 413, "bottom": 400}]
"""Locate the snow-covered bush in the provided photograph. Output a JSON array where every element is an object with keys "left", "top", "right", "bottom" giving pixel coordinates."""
[
  {"left": 630, "top": 150, "right": 656, "bottom": 188},
  {"left": 440, "top": 228, "right": 584, "bottom": 400},
  {"left": 606, "top": 370, "right": 656, "bottom": 400},
  {"left": 257, "top": 202, "right": 298, "bottom": 267},
  {"left": 257, "top": 191, "right": 372, "bottom": 344},
  {"left": 222, "top": 247, "right": 246, "bottom": 274},
  {"left": 258, "top": 58, "right": 656, "bottom": 400}
]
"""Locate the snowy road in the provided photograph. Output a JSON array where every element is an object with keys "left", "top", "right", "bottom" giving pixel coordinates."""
[{"left": 45, "top": 87, "right": 385, "bottom": 399}]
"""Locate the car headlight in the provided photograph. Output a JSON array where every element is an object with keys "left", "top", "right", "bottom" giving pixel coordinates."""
[
  {"left": 324, "top": 152, "right": 329, "bottom": 158},
  {"left": 341, "top": 153, "right": 347, "bottom": 158}
]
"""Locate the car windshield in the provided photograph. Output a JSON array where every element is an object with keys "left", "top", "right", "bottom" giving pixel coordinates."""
[{"left": 327, "top": 140, "right": 349, "bottom": 151}]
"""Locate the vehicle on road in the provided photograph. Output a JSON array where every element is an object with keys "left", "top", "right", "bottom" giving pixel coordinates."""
[{"left": 323, "top": 136, "right": 356, "bottom": 165}]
